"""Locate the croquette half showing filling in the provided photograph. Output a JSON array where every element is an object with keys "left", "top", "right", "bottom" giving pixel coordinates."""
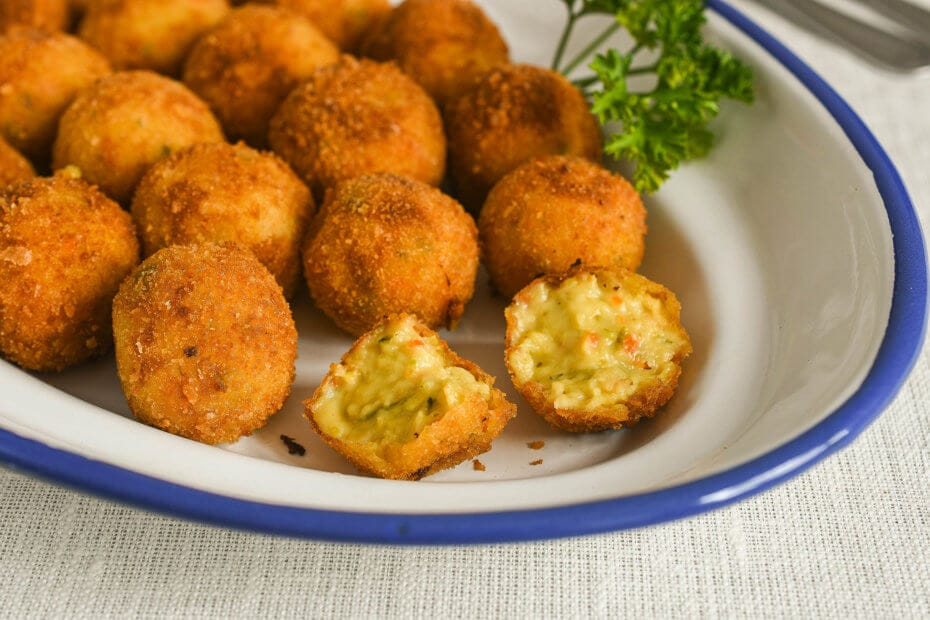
[
  {"left": 505, "top": 268, "right": 692, "bottom": 433},
  {"left": 306, "top": 314, "right": 516, "bottom": 480}
]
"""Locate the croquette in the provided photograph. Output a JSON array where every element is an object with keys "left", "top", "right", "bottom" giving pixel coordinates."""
[
  {"left": 0, "top": 29, "right": 111, "bottom": 163},
  {"left": 0, "top": 0, "right": 70, "bottom": 33},
  {"left": 505, "top": 267, "right": 692, "bottom": 433},
  {"left": 305, "top": 313, "right": 516, "bottom": 480},
  {"left": 444, "top": 64, "right": 603, "bottom": 210},
  {"left": 479, "top": 156, "right": 646, "bottom": 298},
  {"left": 183, "top": 4, "right": 339, "bottom": 146},
  {"left": 53, "top": 70, "right": 225, "bottom": 204},
  {"left": 131, "top": 142, "right": 314, "bottom": 297},
  {"left": 0, "top": 137, "right": 35, "bottom": 187},
  {"left": 0, "top": 174, "right": 139, "bottom": 371},
  {"left": 112, "top": 242, "right": 298, "bottom": 445},
  {"left": 361, "top": 0, "right": 509, "bottom": 107},
  {"left": 262, "top": 0, "right": 389, "bottom": 51},
  {"left": 78, "top": 0, "right": 229, "bottom": 76},
  {"left": 269, "top": 57, "right": 445, "bottom": 201},
  {"left": 302, "top": 173, "right": 478, "bottom": 336}
]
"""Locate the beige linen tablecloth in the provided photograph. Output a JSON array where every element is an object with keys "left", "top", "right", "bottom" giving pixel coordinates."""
[{"left": 2, "top": 1, "right": 929, "bottom": 616}]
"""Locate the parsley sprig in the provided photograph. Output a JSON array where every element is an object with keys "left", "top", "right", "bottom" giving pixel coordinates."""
[{"left": 553, "top": 0, "right": 754, "bottom": 193}]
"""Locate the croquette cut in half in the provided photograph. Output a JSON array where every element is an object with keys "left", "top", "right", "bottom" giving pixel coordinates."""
[
  {"left": 444, "top": 64, "right": 603, "bottom": 210},
  {"left": 480, "top": 155, "right": 646, "bottom": 299},
  {"left": 505, "top": 267, "right": 692, "bottom": 433},
  {"left": 0, "top": 28, "right": 111, "bottom": 162},
  {"left": 53, "top": 70, "right": 225, "bottom": 205},
  {"left": 361, "top": 0, "right": 509, "bottom": 107},
  {"left": 302, "top": 173, "right": 478, "bottom": 336},
  {"left": 183, "top": 4, "right": 339, "bottom": 147},
  {"left": 0, "top": 173, "right": 139, "bottom": 372},
  {"left": 78, "top": 0, "right": 230, "bottom": 75},
  {"left": 112, "top": 243, "right": 297, "bottom": 445},
  {"left": 131, "top": 141, "right": 314, "bottom": 297},
  {"left": 268, "top": 57, "right": 446, "bottom": 201},
  {"left": 305, "top": 314, "right": 516, "bottom": 480}
]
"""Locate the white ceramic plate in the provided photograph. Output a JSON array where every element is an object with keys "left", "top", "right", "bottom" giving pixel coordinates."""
[{"left": 0, "top": 0, "right": 926, "bottom": 543}]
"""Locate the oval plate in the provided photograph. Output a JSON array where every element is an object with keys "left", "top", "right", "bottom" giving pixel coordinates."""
[{"left": 0, "top": 0, "right": 926, "bottom": 543}]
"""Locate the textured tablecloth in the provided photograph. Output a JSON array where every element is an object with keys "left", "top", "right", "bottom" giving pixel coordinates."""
[{"left": 2, "top": 1, "right": 929, "bottom": 617}]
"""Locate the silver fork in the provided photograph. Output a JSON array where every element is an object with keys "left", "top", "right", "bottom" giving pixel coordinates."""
[{"left": 749, "top": 0, "right": 930, "bottom": 71}]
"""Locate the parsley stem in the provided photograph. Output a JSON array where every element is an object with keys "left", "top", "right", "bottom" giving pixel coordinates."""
[
  {"left": 560, "top": 21, "right": 622, "bottom": 75},
  {"left": 552, "top": 11, "right": 579, "bottom": 71},
  {"left": 572, "top": 75, "right": 600, "bottom": 89}
]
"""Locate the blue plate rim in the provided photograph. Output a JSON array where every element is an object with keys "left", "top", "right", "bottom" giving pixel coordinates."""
[{"left": 0, "top": 0, "right": 926, "bottom": 544}]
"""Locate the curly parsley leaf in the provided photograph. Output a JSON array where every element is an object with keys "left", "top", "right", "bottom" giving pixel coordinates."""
[{"left": 553, "top": 0, "right": 754, "bottom": 193}]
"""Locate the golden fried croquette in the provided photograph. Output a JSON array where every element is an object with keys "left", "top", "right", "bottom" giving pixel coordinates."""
[
  {"left": 131, "top": 142, "right": 314, "bottom": 297},
  {"left": 505, "top": 267, "right": 691, "bottom": 433},
  {"left": 305, "top": 313, "right": 516, "bottom": 480},
  {"left": 479, "top": 156, "right": 646, "bottom": 298},
  {"left": 303, "top": 173, "right": 478, "bottom": 336},
  {"left": 182, "top": 5, "right": 339, "bottom": 147},
  {"left": 361, "top": 0, "right": 509, "bottom": 107},
  {"left": 0, "top": 174, "right": 139, "bottom": 371},
  {"left": 112, "top": 242, "right": 298, "bottom": 445},
  {"left": 444, "top": 64, "right": 603, "bottom": 210},
  {"left": 0, "top": 29, "right": 111, "bottom": 162},
  {"left": 261, "top": 0, "right": 389, "bottom": 51},
  {"left": 0, "top": 137, "right": 35, "bottom": 187},
  {"left": 0, "top": 0, "right": 70, "bottom": 33},
  {"left": 269, "top": 57, "right": 445, "bottom": 201},
  {"left": 53, "top": 70, "right": 225, "bottom": 204},
  {"left": 78, "top": 0, "right": 229, "bottom": 76}
]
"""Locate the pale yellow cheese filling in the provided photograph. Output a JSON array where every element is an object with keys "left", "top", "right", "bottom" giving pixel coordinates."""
[
  {"left": 313, "top": 317, "right": 490, "bottom": 445},
  {"left": 508, "top": 273, "right": 687, "bottom": 410}
]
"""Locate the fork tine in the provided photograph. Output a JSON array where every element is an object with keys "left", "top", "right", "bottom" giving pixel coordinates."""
[{"left": 855, "top": 0, "right": 930, "bottom": 39}]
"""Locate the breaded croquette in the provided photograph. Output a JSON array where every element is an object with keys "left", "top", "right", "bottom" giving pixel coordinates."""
[
  {"left": 52, "top": 70, "right": 225, "bottom": 204},
  {"left": 0, "top": 0, "right": 70, "bottom": 33},
  {"left": 183, "top": 4, "right": 339, "bottom": 147},
  {"left": 505, "top": 267, "right": 691, "bottom": 433},
  {"left": 0, "top": 137, "right": 35, "bottom": 188},
  {"left": 131, "top": 141, "right": 314, "bottom": 297},
  {"left": 112, "top": 243, "right": 297, "bottom": 445},
  {"left": 361, "top": 0, "right": 509, "bottom": 107},
  {"left": 0, "top": 29, "right": 111, "bottom": 162},
  {"left": 262, "top": 0, "right": 389, "bottom": 51},
  {"left": 305, "top": 314, "right": 516, "bottom": 480},
  {"left": 479, "top": 156, "right": 646, "bottom": 298},
  {"left": 268, "top": 57, "right": 446, "bottom": 201},
  {"left": 302, "top": 173, "right": 478, "bottom": 336},
  {"left": 78, "top": 0, "right": 229, "bottom": 75},
  {"left": 444, "top": 64, "right": 603, "bottom": 211},
  {"left": 0, "top": 174, "right": 139, "bottom": 371}
]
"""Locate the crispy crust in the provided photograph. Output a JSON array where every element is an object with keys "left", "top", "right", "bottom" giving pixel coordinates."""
[
  {"left": 444, "top": 64, "right": 603, "bottom": 211},
  {"left": 268, "top": 56, "right": 446, "bottom": 202},
  {"left": 0, "top": 29, "right": 111, "bottom": 162},
  {"left": 480, "top": 155, "right": 646, "bottom": 298},
  {"left": 302, "top": 173, "right": 478, "bottom": 336},
  {"left": 261, "top": 0, "right": 390, "bottom": 51},
  {"left": 52, "top": 70, "right": 225, "bottom": 205},
  {"left": 0, "top": 0, "right": 70, "bottom": 34},
  {"left": 504, "top": 266, "right": 692, "bottom": 433},
  {"left": 0, "top": 136, "right": 34, "bottom": 188},
  {"left": 78, "top": 0, "right": 229, "bottom": 75},
  {"left": 131, "top": 141, "right": 314, "bottom": 297},
  {"left": 112, "top": 242, "right": 297, "bottom": 445},
  {"left": 0, "top": 175, "right": 139, "bottom": 371},
  {"left": 360, "top": 0, "right": 509, "bottom": 107},
  {"left": 182, "top": 5, "right": 339, "bottom": 147},
  {"left": 304, "top": 315, "right": 516, "bottom": 480}
]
